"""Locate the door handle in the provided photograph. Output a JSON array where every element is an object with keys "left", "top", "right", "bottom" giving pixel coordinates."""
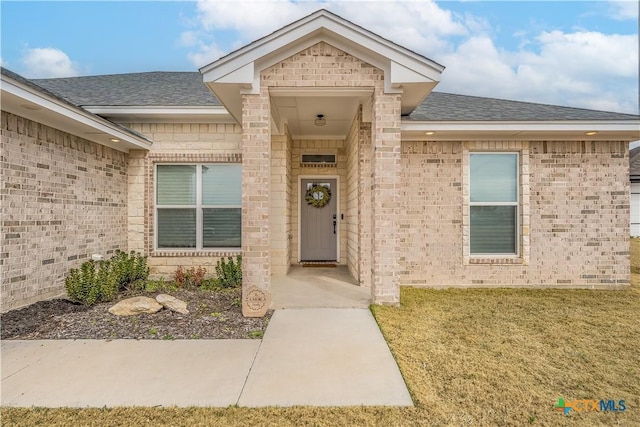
[{"left": 333, "top": 220, "right": 336, "bottom": 234}]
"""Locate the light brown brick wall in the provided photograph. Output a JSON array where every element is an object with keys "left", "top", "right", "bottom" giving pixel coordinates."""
[
  {"left": 124, "top": 124, "right": 243, "bottom": 278},
  {"left": 270, "top": 131, "right": 292, "bottom": 276},
  {"left": 1, "top": 112, "right": 128, "bottom": 312},
  {"left": 346, "top": 108, "right": 360, "bottom": 281},
  {"left": 125, "top": 123, "right": 241, "bottom": 154},
  {"left": 400, "top": 140, "right": 630, "bottom": 288}
]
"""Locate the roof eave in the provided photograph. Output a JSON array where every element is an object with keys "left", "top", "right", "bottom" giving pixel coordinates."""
[
  {"left": 1, "top": 73, "right": 152, "bottom": 152},
  {"left": 200, "top": 9, "right": 444, "bottom": 120},
  {"left": 401, "top": 120, "right": 640, "bottom": 142}
]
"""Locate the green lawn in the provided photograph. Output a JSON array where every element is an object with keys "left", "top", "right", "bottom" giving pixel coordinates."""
[{"left": 3, "top": 244, "right": 640, "bottom": 426}]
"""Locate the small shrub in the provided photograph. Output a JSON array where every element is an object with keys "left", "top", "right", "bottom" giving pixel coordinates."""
[
  {"left": 65, "top": 250, "right": 149, "bottom": 305},
  {"left": 174, "top": 266, "right": 207, "bottom": 288},
  {"left": 215, "top": 255, "right": 242, "bottom": 288},
  {"left": 174, "top": 266, "right": 187, "bottom": 288}
]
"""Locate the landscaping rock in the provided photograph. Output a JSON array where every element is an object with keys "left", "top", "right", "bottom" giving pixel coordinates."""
[
  {"left": 108, "top": 297, "right": 163, "bottom": 316},
  {"left": 156, "top": 294, "right": 189, "bottom": 314}
]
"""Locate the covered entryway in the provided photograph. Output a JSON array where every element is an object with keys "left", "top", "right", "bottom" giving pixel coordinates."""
[{"left": 200, "top": 9, "right": 444, "bottom": 316}]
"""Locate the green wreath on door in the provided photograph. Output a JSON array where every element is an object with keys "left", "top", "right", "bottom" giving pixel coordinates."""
[{"left": 305, "top": 185, "right": 332, "bottom": 208}]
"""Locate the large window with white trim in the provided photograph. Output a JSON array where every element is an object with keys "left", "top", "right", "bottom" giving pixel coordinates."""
[
  {"left": 469, "top": 153, "right": 519, "bottom": 255},
  {"left": 156, "top": 164, "right": 241, "bottom": 250}
]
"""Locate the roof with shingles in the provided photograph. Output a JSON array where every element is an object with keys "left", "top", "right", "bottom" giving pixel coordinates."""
[
  {"left": 33, "top": 72, "right": 221, "bottom": 107},
  {"left": 32, "top": 71, "right": 639, "bottom": 121},
  {"left": 407, "top": 92, "right": 639, "bottom": 121},
  {"left": 1, "top": 67, "right": 152, "bottom": 142}
]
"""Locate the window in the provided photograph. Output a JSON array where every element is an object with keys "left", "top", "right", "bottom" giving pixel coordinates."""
[
  {"left": 469, "top": 153, "right": 518, "bottom": 255},
  {"left": 156, "top": 164, "right": 241, "bottom": 250}
]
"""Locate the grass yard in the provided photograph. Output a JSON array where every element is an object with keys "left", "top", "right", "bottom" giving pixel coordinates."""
[{"left": 3, "top": 243, "right": 640, "bottom": 426}]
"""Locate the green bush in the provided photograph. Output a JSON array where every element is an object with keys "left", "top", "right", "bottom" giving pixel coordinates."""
[
  {"left": 65, "top": 250, "right": 149, "bottom": 305},
  {"left": 215, "top": 255, "right": 242, "bottom": 288}
]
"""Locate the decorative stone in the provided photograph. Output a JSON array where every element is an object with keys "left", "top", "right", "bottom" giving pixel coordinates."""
[
  {"left": 156, "top": 294, "right": 189, "bottom": 314},
  {"left": 108, "top": 297, "right": 163, "bottom": 316},
  {"left": 242, "top": 285, "right": 271, "bottom": 318}
]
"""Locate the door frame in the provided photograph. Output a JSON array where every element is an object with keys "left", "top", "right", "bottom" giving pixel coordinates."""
[{"left": 298, "top": 175, "right": 340, "bottom": 263}]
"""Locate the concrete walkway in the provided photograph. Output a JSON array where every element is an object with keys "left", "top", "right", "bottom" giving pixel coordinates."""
[
  {"left": 271, "top": 266, "right": 371, "bottom": 309},
  {"left": 1, "top": 308, "right": 413, "bottom": 408}
]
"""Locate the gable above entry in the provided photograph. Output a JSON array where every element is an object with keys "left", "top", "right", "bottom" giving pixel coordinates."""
[{"left": 200, "top": 9, "right": 445, "bottom": 122}]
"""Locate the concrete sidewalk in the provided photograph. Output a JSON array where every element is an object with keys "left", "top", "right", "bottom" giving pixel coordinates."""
[{"left": 1, "top": 308, "right": 412, "bottom": 408}]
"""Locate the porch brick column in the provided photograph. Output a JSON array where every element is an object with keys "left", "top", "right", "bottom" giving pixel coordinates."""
[
  {"left": 371, "top": 92, "right": 402, "bottom": 304},
  {"left": 241, "top": 88, "right": 272, "bottom": 317}
]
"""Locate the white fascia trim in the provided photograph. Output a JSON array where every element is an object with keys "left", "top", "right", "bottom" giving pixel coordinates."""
[
  {"left": 402, "top": 120, "right": 640, "bottom": 132},
  {"left": 201, "top": 10, "right": 443, "bottom": 86},
  {"left": 2, "top": 76, "right": 152, "bottom": 149}
]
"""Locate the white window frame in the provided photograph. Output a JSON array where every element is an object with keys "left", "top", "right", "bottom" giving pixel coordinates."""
[
  {"left": 469, "top": 152, "right": 520, "bottom": 257},
  {"left": 154, "top": 163, "right": 241, "bottom": 251}
]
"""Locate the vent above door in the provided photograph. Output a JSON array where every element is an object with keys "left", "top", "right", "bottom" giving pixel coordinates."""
[{"left": 301, "top": 154, "right": 336, "bottom": 164}]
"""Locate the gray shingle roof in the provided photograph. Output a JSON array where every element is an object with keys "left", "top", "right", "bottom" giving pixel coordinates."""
[
  {"left": 407, "top": 92, "right": 639, "bottom": 121},
  {"left": 31, "top": 71, "right": 639, "bottom": 121},
  {"left": 630, "top": 147, "right": 640, "bottom": 180},
  {"left": 1, "top": 67, "right": 151, "bottom": 143},
  {"left": 33, "top": 72, "right": 221, "bottom": 107}
]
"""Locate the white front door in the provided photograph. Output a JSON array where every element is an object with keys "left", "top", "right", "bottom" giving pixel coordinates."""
[{"left": 300, "top": 179, "right": 337, "bottom": 261}]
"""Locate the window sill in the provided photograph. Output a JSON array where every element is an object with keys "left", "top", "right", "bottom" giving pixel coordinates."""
[
  {"left": 151, "top": 249, "right": 241, "bottom": 258},
  {"left": 468, "top": 257, "right": 524, "bottom": 265}
]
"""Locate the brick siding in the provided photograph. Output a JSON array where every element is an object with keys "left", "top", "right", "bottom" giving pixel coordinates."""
[{"left": 1, "top": 112, "right": 128, "bottom": 312}]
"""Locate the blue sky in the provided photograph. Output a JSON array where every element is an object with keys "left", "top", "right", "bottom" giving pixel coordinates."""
[{"left": 1, "top": 1, "right": 638, "bottom": 114}]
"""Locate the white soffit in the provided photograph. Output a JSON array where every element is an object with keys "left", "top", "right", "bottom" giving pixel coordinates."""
[
  {"left": 401, "top": 121, "right": 640, "bottom": 141},
  {"left": 200, "top": 9, "right": 444, "bottom": 122},
  {"left": 1, "top": 74, "right": 152, "bottom": 152}
]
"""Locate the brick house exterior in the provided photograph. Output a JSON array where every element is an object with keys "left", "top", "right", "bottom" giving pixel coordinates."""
[{"left": 2, "top": 10, "right": 639, "bottom": 315}]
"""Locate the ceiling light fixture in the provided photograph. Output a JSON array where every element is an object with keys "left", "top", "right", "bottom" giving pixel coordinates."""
[
  {"left": 425, "top": 131, "right": 435, "bottom": 135},
  {"left": 585, "top": 131, "right": 598, "bottom": 136},
  {"left": 110, "top": 138, "right": 121, "bottom": 143},
  {"left": 314, "top": 114, "right": 326, "bottom": 126}
]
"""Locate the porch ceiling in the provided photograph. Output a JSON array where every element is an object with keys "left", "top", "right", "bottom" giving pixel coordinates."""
[{"left": 272, "top": 95, "right": 360, "bottom": 139}]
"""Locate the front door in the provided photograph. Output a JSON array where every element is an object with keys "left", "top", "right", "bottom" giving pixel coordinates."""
[{"left": 300, "top": 179, "right": 337, "bottom": 261}]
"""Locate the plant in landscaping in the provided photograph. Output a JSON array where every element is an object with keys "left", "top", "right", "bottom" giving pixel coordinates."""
[
  {"left": 199, "top": 277, "right": 220, "bottom": 290},
  {"left": 215, "top": 255, "right": 242, "bottom": 288},
  {"left": 65, "top": 251, "right": 150, "bottom": 305},
  {"left": 174, "top": 266, "right": 207, "bottom": 288},
  {"left": 174, "top": 266, "right": 187, "bottom": 288},
  {"left": 248, "top": 329, "right": 264, "bottom": 339}
]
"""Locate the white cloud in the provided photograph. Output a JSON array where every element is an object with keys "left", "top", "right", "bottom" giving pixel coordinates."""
[
  {"left": 21, "top": 47, "right": 80, "bottom": 78},
  {"left": 182, "top": 0, "right": 639, "bottom": 114},
  {"left": 187, "top": 42, "right": 227, "bottom": 69},
  {"left": 608, "top": 1, "right": 639, "bottom": 20}
]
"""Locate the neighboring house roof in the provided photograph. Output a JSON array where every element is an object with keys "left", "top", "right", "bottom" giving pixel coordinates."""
[
  {"left": 33, "top": 72, "right": 221, "bottom": 107},
  {"left": 407, "top": 92, "right": 640, "bottom": 122},
  {"left": 1, "top": 67, "right": 152, "bottom": 152},
  {"left": 630, "top": 147, "right": 640, "bottom": 181}
]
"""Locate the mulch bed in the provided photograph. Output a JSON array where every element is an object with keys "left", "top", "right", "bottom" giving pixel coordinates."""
[{"left": 1, "top": 288, "right": 272, "bottom": 340}]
